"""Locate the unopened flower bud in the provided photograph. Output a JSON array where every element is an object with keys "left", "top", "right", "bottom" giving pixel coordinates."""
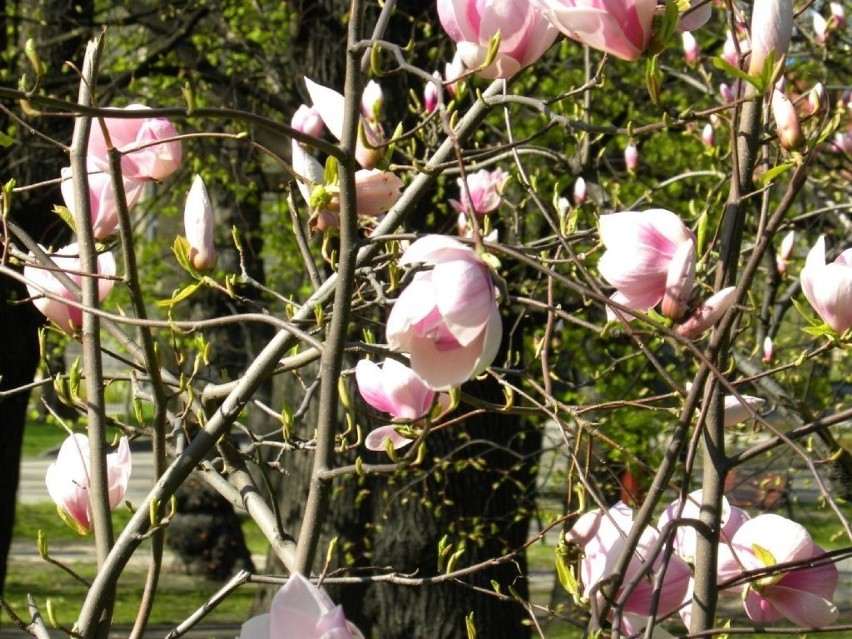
[
  {"left": 701, "top": 123, "right": 714, "bottom": 147},
  {"left": 808, "top": 82, "right": 827, "bottom": 115},
  {"left": 675, "top": 286, "right": 737, "bottom": 339},
  {"left": 830, "top": 2, "right": 846, "bottom": 28},
  {"left": 748, "top": 0, "right": 793, "bottom": 78},
  {"left": 361, "top": 80, "right": 384, "bottom": 122},
  {"left": 624, "top": 142, "right": 639, "bottom": 172},
  {"left": 720, "top": 83, "right": 735, "bottom": 103},
  {"left": 763, "top": 335, "right": 774, "bottom": 363},
  {"left": 291, "top": 104, "right": 324, "bottom": 139},
  {"left": 682, "top": 31, "right": 700, "bottom": 64},
  {"left": 573, "top": 177, "right": 587, "bottom": 204},
  {"left": 184, "top": 175, "right": 217, "bottom": 271},
  {"left": 771, "top": 89, "right": 804, "bottom": 150},
  {"left": 424, "top": 76, "right": 440, "bottom": 114},
  {"left": 776, "top": 229, "right": 795, "bottom": 274}
]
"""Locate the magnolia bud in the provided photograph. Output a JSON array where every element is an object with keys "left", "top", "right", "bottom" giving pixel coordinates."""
[
  {"left": 675, "top": 286, "right": 737, "bottom": 339},
  {"left": 291, "top": 104, "right": 324, "bottom": 139},
  {"left": 424, "top": 75, "right": 440, "bottom": 114},
  {"left": 661, "top": 240, "right": 696, "bottom": 322},
  {"left": 762, "top": 335, "right": 774, "bottom": 363},
  {"left": 361, "top": 80, "right": 384, "bottom": 122},
  {"left": 808, "top": 82, "right": 827, "bottom": 115},
  {"left": 830, "top": 2, "right": 846, "bottom": 28},
  {"left": 573, "top": 177, "right": 587, "bottom": 204},
  {"left": 720, "top": 83, "right": 735, "bottom": 103},
  {"left": 624, "top": 142, "right": 639, "bottom": 172},
  {"left": 814, "top": 12, "right": 829, "bottom": 44},
  {"left": 701, "top": 123, "right": 715, "bottom": 147},
  {"left": 682, "top": 31, "right": 700, "bottom": 64},
  {"left": 748, "top": 0, "right": 793, "bottom": 78},
  {"left": 184, "top": 175, "right": 217, "bottom": 271},
  {"left": 771, "top": 89, "right": 804, "bottom": 150},
  {"left": 776, "top": 229, "right": 795, "bottom": 274}
]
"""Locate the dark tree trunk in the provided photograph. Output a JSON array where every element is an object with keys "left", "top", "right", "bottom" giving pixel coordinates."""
[{"left": 0, "top": 0, "right": 93, "bottom": 594}]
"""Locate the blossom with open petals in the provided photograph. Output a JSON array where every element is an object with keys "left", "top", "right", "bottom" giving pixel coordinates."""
[
  {"left": 24, "top": 243, "right": 117, "bottom": 334},
  {"left": 450, "top": 168, "right": 508, "bottom": 217},
  {"left": 87, "top": 104, "right": 182, "bottom": 181},
  {"left": 800, "top": 236, "right": 852, "bottom": 334},
  {"left": 533, "top": 0, "right": 657, "bottom": 62},
  {"left": 717, "top": 514, "right": 839, "bottom": 627},
  {"left": 438, "top": 0, "right": 558, "bottom": 79},
  {"left": 239, "top": 573, "right": 362, "bottom": 639},
  {"left": 59, "top": 166, "right": 146, "bottom": 240},
  {"left": 598, "top": 209, "right": 695, "bottom": 321},
  {"left": 567, "top": 503, "right": 691, "bottom": 635},
  {"left": 45, "top": 434, "right": 131, "bottom": 533},
  {"left": 386, "top": 236, "right": 501, "bottom": 389}
]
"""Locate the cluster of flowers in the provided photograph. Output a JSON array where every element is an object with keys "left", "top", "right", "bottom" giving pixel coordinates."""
[
  {"left": 568, "top": 494, "right": 839, "bottom": 634},
  {"left": 23, "top": 106, "right": 218, "bottom": 334},
  {"left": 289, "top": 78, "right": 403, "bottom": 231}
]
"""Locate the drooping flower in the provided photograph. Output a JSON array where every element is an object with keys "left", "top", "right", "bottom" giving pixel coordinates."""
[
  {"left": 437, "top": 0, "right": 558, "bottom": 79},
  {"left": 450, "top": 168, "right": 508, "bottom": 217},
  {"left": 24, "top": 243, "right": 117, "bottom": 334},
  {"left": 239, "top": 572, "right": 362, "bottom": 639},
  {"left": 747, "top": 0, "right": 793, "bottom": 78},
  {"left": 86, "top": 104, "right": 182, "bottom": 181},
  {"left": 799, "top": 236, "right": 852, "bottom": 334},
  {"left": 59, "top": 166, "right": 146, "bottom": 240},
  {"left": 567, "top": 503, "right": 692, "bottom": 635},
  {"left": 532, "top": 0, "right": 657, "bottom": 62},
  {"left": 717, "top": 514, "right": 839, "bottom": 628},
  {"left": 356, "top": 358, "right": 437, "bottom": 451},
  {"left": 597, "top": 209, "right": 696, "bottom": 321},
  {"left": 183, "top": 175, "right": 217, "bottom": 271},
  {"left": 386, "top": 235, "right": 502, "bottom": 389},
  {"left": 44, "top": 434, "right": 132, "bottom": 533}
]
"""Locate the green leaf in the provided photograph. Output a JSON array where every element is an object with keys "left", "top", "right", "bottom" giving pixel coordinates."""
[
  {"left": 757, "top": 162, "right": 794, "bottom": 186},
  {"left": 156, "top": 283, "right": 200, "bottom": 307},
  {"left": 52, "top": 204, "right": 77, "bottom": 233},
  {"left": 56, "top": 506, "right": 89, "bottom": 536},
  {"left": 323, "top": 156, "right": 339, "bottom": 186},
  {"left": 0, "top": 129, "right": 15, "bottom": 148},
  {"left": 172, "top": 235, "right": 194, "bottom": 274},
  {"left": 710, "top": 57, "right": 761, "bottom": 89}
]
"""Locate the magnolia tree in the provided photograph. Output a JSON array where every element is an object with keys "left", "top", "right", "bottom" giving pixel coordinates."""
[{"left": 0, "top": 0, "right": 850, "bottom": 638}]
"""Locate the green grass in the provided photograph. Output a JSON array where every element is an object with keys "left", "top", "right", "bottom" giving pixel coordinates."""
[{"left": 21, "top": 418, "right": 68, "bottom": 458}]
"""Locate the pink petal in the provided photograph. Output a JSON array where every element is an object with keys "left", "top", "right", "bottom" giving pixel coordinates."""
[
  {"left": 763, "top": 586, "right": 839, "bottom": 627},
  {"left": 364, "top": 425, "right": 414, "bottom": 451},
  {"left": 304, "top": 78, "right": 345, "bottom": 141},
  {"left": 431, "top": 259, "right": 494, "bottom": 346}
]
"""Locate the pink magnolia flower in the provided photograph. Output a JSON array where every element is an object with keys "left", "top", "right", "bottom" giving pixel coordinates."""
[
  {"left": 424, "top": 75, "right": 440, "bottom": 114},
  {"left": 386, "top": 235, "right": 502, "bottom": 389},
  {"left": 239, "top": 572, "right": 362, "bottom": 639},
  {"left": 659, "top": 490, "right": 750, "bottom": 566},
  {"left": 291, "top": 104, "right": 325, "bottom": 139},
  {"left": 800, "top": 236, "right": 852, "bottom": 334},
  {"left": 87, "top": 104, "right": 182, "bottom": 181},
  {"left": 355, "top": 358, "right": 438, "bottom": 451},
  {"left": 60, "top": 166, "right": 146, "bottom": 240},
  {"left": 184, "top": 175, "right": 217, "bottom": 271},
  {"left": 304, "top": 77, "right": 386, "bottom": 170},
  {"left": 567, "top": 503, "right": 691, "bottom": 634},
  {"left": 24, "top": 243, "right": 117, "bottom": 334},
  {"left": 45, "top": 434, "right": 131, "bottom": 533},
  {"left": 723, "top": 393, "right": 765, "bottom": 427},
  {"left": 450, "top": 168, "right": 508, "bottom": 216},
  {"left": 717, "top": 514, "right": 839, "bottom": 627},
  {"left": 533, "top": 0, "right": 657, "bottom": 62},
  {"left": 747, "top": 0, "right": 793, "bottom": 77},
  {"left": 763, "top": 335, "right": 775, "bottom": 363},
  {"left": 438, "top": 0, "right": 558, "bottom": 79},
  {"left": 597, "top": 209, "right": 696, "bottom": 321}
]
